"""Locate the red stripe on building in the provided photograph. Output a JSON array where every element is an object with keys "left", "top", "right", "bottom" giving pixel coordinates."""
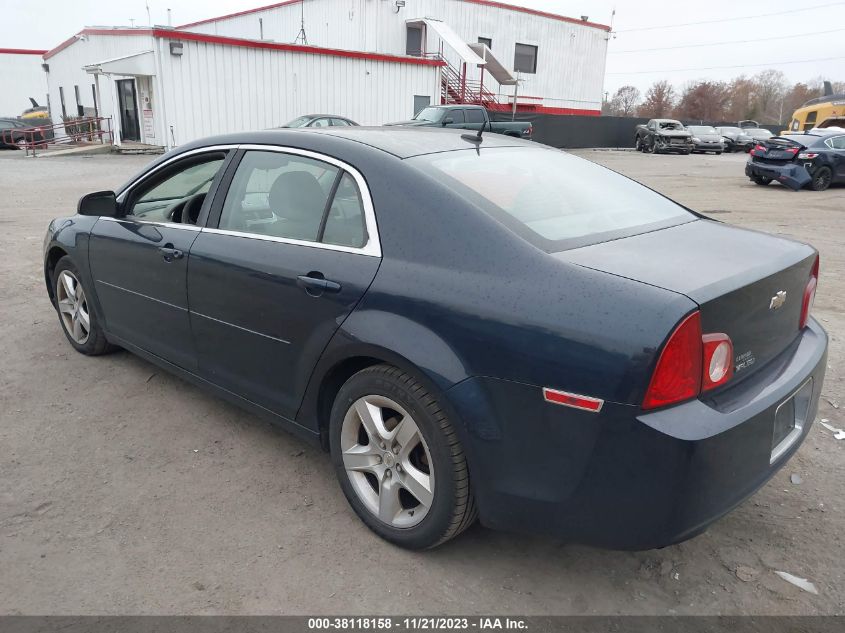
[
  {"left": 176, "top": 0, "right": 611, "bottom": 32},
  {"left": 0, "top": 48, "right": 48, "bottom": 55},
  {"left": 153, "top": 29, "right": 446, "bottom": 65},
  {"left": 43, "top": 29, "right": 154, "bottom": 59},
  {"left": 459, "top": 0, "right": 611, "bottom": 30},
  {"left": 488, "top": 103, "right": 601, "bottom": 116},
  {"left": 177, "top": 0, "right": 300, "bottom": 29}
]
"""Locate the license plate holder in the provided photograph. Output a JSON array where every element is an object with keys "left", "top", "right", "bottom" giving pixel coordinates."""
[{"left": 770, "top": 378, "right": 813, "bottom": 464}]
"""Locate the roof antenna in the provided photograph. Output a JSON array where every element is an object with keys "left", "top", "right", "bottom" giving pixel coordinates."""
[
  {"left": 294, "top": 0, "right": 308, "bottom": 44},
  {"left": 461, "top": 118, "right": 489, "bottom": 143}
]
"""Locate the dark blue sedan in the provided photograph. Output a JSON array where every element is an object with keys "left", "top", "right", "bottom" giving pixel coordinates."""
[{"left": 43, "top": 128, "right": 827, "bottom": 550}]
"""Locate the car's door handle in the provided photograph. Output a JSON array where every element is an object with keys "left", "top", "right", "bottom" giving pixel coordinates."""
[
  {"left": 297, "top": 273, "right": 341, "bottom": 295},
  {"left": 159, "top": 246, "right": 184, "bottom": 262}
]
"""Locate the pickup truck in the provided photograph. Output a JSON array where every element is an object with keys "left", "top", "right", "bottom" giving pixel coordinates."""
[
  {"left": 634, "top": 119, "right": 693, "bottom": 154},
  {"left": 387, "top": 105, "right": 532, "bottom": 139}
]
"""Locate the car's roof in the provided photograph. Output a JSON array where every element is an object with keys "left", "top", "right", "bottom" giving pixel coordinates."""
[
  {"left": 313, "top": 126, "right": 530, "bottom": 158},
  {"left": 185, "top": 126, "right": 528, "bottom": 159}
]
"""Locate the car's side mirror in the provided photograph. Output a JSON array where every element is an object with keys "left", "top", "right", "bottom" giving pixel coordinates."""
[
  {"left": 442, "top": 117, "right": 454, "bottom": 125},
  {"left": 78, "top": 190, "right": 118, "bottom": 217}
]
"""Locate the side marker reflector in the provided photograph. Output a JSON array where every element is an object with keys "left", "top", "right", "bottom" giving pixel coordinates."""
[{"left": 542, "top": 388, "right": 604, "bottom": 412}]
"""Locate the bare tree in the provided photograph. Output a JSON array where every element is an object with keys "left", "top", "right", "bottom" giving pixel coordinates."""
[
  {"left": 724, "top": 76, "right": 758, "bottom": 122},
  {"left": 606, "top": 85, "right": 641, "bottom": 117},
  {"left": 750, "top": 70, "right": 788, "bottom": 123},
  {"left": 638, "top": 80, "right": 675, "bottom": 118},
  {"left": 674, "top": 81, "right": 729, "bottom": 121}
]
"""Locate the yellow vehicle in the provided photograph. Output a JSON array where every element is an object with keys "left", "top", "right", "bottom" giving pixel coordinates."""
[{"left": 786, "top": 93, "right": 845, "bottom": 133}]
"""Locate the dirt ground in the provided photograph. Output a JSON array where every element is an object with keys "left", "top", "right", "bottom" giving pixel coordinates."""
[{"left": 0, "top": 148, "right": 843, "bottom": 615}]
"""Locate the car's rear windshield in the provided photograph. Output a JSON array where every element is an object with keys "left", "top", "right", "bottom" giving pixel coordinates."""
[{"left": 408, "top": 147, "right": 695, "bottom": 251}]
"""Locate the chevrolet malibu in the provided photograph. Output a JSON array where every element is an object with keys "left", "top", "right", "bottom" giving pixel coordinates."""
[{"left": 43, "top": 128, "right": 827, "bottom": 550}]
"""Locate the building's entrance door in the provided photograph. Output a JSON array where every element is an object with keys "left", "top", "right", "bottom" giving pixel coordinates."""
[{"left": 116, "top": 79, "right": 140, "bottom": 142}]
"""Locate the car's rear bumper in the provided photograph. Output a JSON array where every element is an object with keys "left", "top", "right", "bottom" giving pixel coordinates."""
[{"left": 445, "top": 319, "right": 827, "bottom": 549}]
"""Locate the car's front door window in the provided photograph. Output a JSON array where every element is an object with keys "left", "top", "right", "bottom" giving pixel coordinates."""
[{"left": 127, "top": 155, "right": 226, "bottom": 223}]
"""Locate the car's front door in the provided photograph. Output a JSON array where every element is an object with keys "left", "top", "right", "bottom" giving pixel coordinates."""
[
  {"left": 88, "top": 149, "right": 231, "bottom": 369},
  {"left": 187, "top": 147, "right": 381, "bottom": 420}
]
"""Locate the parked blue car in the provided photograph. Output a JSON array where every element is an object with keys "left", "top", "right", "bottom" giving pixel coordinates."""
[{"left": 44, "top": 127, "right": 827, "bottom": 549}]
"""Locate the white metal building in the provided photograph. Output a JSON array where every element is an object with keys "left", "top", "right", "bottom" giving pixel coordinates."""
[
  {"left": 0, "top": 48, "right": 48, "bottom": 118},
  {"left": 39, "top": 0, "right": 610, "bottom": 150}
]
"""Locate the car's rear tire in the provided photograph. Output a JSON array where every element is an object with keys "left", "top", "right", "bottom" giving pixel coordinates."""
[
  {"left": 716, "top": 151, "right": 723, "bottom": 155},
  {"left": 810, "top": 166, "right": 832, "bottom": 191},
  {"left": 751, "top": 175, "right": 772, "bottom": 186},
  {"left": 53, "top": 257, "right": 114, "bottom": 355},
  {"left": 329, "top": 364, "right": 476, "bottom": 549}
]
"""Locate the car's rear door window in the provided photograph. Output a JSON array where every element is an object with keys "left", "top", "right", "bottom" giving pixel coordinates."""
[{"left": 409, "top": 146, "right": 695, "bottom": 251}]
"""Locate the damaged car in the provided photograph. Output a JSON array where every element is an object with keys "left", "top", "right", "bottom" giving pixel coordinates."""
[
  {"left": 635, "top": 119, "right": 693, "bottom": 154},
  {"left": 746, "top": 131, "right": 845, "bottom": 191}
]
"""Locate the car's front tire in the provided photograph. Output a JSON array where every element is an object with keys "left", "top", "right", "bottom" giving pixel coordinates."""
[
  {"left": 330, "top": 364, "right": 476, "bottom": 549},
  {"left": 810, "top": 166, "right": 832, "bottom": 191},
  {"left": 53, "top": 257, "right": 113, "bottom": 355}
]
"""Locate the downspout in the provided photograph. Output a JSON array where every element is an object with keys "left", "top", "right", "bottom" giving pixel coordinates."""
[{"left": 152, "top": 33, "right": 172, "bottom": 150}]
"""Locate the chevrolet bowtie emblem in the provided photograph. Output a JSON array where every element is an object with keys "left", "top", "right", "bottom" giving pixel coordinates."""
[{"left": 769, "top": 291, "right": 787, "bottom": 310}]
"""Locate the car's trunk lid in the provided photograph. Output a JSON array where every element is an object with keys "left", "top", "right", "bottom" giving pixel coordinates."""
[
  {"left": 555, "top": 220, "right": 816, "bottom": 384},
  {"left": 750, "top": 136, "right": 806, "bottom": 165}
]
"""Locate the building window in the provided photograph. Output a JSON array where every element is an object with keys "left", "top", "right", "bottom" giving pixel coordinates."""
[
  {"left": 406, "top": 25, "right": 423, "bottom": 56},
  {"left": 478, "top": 37, "right": 492, "bottom": 50},
  {"left": 514, "top": 43, "right": 538, "bottom": 74},
  {"left": 58, "top": 86, "right": 67, "bottom": 118}
]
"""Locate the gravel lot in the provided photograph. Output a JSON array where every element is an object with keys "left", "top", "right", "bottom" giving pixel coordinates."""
[{"left": 0, "top": 148, "right": 843, "bottom": 615}]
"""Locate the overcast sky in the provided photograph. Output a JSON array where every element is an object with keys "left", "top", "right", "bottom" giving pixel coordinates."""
[{"left": 7, "top": 0, "right": 845, "bottom": 96}]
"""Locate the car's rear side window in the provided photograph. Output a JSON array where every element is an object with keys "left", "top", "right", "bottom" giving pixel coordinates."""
[{"left": 408, "top": 147, "right": 694, "bottom": 251}]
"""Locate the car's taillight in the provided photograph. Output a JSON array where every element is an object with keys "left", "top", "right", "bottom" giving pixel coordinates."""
[
  {"left": 642, "top": 311, "right": 736, "bottom": 410},
  {"left": 798, "top": 152, "right": 819, "bottom": 159},
  {"left": 800, "top": 255, "right": 819, "bottom": 329},
  {"left": 701, "top": 333, "right": 733, "bottom": 391},
  {"left": 786, "top": 147, "right": 799, "bottom": 155},
  {"left": 753, "top": 144, "right": 766, "bottom": 153},
  {"left": 642, "top": 312, "right": 702, "bottom": 410}
]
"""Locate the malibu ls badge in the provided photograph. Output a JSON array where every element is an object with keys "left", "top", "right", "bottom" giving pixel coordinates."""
[{"left": 769, "top": 290, "right": 787, "bottom": 310}]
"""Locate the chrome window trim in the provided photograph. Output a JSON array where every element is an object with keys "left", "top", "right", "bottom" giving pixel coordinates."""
[
  {"left": 115, "top": 144, "right": 239, "bottom": 203},
  {"left": 99, "top": 216, "right": 202, "bottom": 232},
  {"left": 112, "top": 142, "right": 382, "bottom": 258},
  {"left": 221, "top": 144, "right": 382, "bottom": 258}
]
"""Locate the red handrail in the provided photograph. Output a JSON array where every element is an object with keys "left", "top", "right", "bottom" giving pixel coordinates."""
[{"left": 1, "top": 117, "right": 113, "bottom": 157}]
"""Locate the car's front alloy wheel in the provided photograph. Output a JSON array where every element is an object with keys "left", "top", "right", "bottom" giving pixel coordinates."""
[
  {"left": 53, "top": 256, "right": 114, "bottom": 355},
  {"left": 330, "top": 364, "right": 476, "bottom": 549},
  {"left": 56, "top": 270, "right": 91, "bottom": 345}
]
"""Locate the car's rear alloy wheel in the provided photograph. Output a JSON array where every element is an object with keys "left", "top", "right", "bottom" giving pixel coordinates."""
[
  {"left": 341, "top": 394, "right": 434, "bottom": 528},
  {"left": 53, "top": 257, "right": 114, "bottom": 355},
  {"left": 811, "top": 167, "right": 832, "bottom": 192},
  {"left": 330, "top": 364, "right": 476, "bottom": 549}
]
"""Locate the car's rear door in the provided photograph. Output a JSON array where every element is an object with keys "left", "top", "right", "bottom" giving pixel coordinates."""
[
  {"left": 88, "top": 148, "right": 233, "bottom": 369},
  {"left": 187, "top": 146, "right": 381, "bottom": 420},
  {"left": 828, "top": 135, "right": 845, "bottom": 179}
]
